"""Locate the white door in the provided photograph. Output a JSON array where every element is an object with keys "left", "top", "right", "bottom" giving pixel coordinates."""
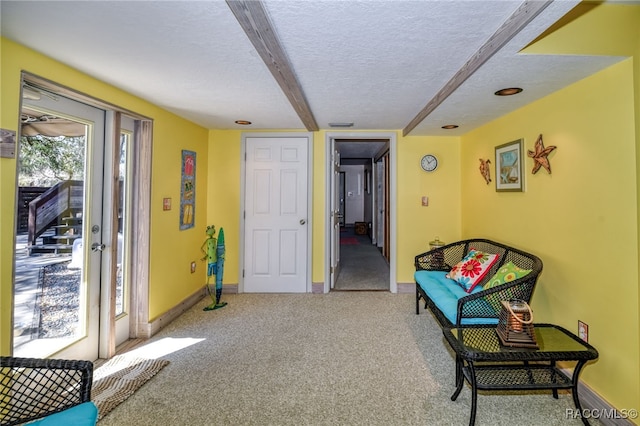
[
  {"left": 330, "top": 147, "right": 341, "bottom": 289},
  {"left": 243, "top": 136, "right": 309, "bottom": 293},
  {"left": 18, "top": 94, "right": 104, "bottom": 361}
]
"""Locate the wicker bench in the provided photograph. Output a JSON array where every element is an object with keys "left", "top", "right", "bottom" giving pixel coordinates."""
[
  {"left": 414, "top": 239, "right": 543, "bottom": 328},
  {"left": 0, "top": 356, "right": 97, "bottom": 426}
]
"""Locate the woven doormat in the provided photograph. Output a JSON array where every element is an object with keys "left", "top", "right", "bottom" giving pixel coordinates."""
[{"left": 92, "top": 355, "right": 169, "bottom": 420}]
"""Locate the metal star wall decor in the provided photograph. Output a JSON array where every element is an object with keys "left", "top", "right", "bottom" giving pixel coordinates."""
[{"left": 527, "top": 134, "right": 556, "bottom": 174}]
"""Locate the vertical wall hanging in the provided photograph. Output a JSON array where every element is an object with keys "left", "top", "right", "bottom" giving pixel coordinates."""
[
  {"left": 479, "top": 158, "right": 491, "bottom": 184},
  {"left": 180, "top": 150, "right": 196, "bottom": 230}
]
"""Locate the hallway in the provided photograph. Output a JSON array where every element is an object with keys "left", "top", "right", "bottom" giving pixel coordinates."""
[{"left": 334, "top": 226, "right": 389, "bottom": 291}]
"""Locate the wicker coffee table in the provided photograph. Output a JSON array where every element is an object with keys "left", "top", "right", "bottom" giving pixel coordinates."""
[{"left": 442, "top": 323, "right": 598, "bottom": 426}]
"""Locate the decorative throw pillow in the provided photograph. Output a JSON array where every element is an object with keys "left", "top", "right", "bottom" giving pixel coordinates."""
[
  {"left": 483, "top": 261, "right": 532, "bottom": 312},
  {"left": 446, "top": 249, "right": 499, "bottom": 293},
  {"left": 483, "top": 261, "right": 532, "bottom": 290}
]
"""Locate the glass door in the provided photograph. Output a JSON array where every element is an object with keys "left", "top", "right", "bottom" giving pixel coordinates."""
[
  {"left": 113, "top": 119, "right": 133, "bottom": 349},
  {"left": 14, "top": 89, "right": 105, "bottom": 361},
  {"left": 97, "top": 111, "right": 134, "bottom": 357}
]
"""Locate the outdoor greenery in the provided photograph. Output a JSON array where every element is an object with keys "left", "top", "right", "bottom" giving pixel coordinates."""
[{"left": 18, "top": 135, "right": 85, "bottom": 187}]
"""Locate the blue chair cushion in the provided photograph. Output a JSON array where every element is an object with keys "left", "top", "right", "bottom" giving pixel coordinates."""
[
  {"left": 415, "top": 270, "right": 498, "bottom": 325},
  {"left": 28, "top": 402, "right": 98, "bottom": 426}
]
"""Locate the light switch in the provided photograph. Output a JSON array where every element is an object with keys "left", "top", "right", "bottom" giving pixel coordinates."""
[{"left": 421, "top": 196, "right": 429, "bottom": 206}]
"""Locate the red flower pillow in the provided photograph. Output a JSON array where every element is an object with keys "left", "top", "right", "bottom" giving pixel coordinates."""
[{"left": 446, "top": 249, "right": 499, "bottom": 293}]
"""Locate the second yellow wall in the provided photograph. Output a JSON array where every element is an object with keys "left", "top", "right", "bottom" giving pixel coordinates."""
[{"left": 461, "top": 59, "right": 639, "bottom": 414}]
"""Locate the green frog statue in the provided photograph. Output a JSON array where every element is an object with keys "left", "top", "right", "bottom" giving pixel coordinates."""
[{"left": 201, "top": 225, "right": 228, "bottom": 311}]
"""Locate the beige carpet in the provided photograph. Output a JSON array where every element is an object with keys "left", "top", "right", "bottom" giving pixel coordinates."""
[
  {"left": 92, "top": 355, "right": 169, "bottom": 421},
  {"left": 97, "top": 293, "right": 602, "bottom": 426}
]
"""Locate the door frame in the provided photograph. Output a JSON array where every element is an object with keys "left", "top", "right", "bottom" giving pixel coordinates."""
[
  {"left": 238, "top": 132, "right": 313, "bottom": 293},
  {"left": 330, "top": 148, "right": 341, "bottom": 290},
  {"left": 17, "top": 72, "right": 153, "bottom": 358},
  {"left": 324, "top": 132, "right": 397, "bottom": 294}
]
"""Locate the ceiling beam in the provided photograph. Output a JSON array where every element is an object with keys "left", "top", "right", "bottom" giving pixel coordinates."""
[
  {"left": 402, "top": 0, "right": 553, "bottom": 136},
  {"left": 227, "top": 0, "right": 319, "bottom": 131}
]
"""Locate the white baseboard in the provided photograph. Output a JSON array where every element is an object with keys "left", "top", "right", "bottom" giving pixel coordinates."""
[
  {"left": 397, "top": 282, "right": 415, "bottom": 294},
  {"left": 222, "top": 284, "right": 238, "bottom": 294},
  {"left": 140, "top": 284, "right": 238, "bottom": 338}
]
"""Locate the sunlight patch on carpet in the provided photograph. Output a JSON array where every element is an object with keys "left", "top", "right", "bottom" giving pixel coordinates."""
[
  {"left": 123, "top": 337, "right": 205, "bottom": 359},
  {"left": 92, "top": 355, "right": 169, "bottom": 420}
]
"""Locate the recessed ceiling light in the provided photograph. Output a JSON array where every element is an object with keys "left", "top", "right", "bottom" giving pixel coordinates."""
[
  {"left": 328, "top": 122, "right": 354, "bottom": 128},
  {"left": 441, "top": 124, "right": 459, "bottom": 130},
  {"left": 235, "top": 120, "right": 252, "bottom": 125},
  {"left": 494, "top": 87, "right": 523, "bottom": 96}
]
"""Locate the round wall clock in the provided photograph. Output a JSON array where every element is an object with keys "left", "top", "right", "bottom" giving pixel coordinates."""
[{"left": 420, "top": 154, "right": 438, "bottom": 172}]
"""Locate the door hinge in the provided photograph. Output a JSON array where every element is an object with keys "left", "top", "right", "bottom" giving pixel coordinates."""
[{"left": 242, "top": 269, "right": 245, "bottom": 278}]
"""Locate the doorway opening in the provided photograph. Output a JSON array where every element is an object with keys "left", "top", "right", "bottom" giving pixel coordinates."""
[{"left": 325, "top": 133, "right": 396, "bottom": 293}]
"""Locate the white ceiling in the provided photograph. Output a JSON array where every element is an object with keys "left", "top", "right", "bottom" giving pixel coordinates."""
[{"left": 1, "top": 0, "right": 624, "bottom": 150}]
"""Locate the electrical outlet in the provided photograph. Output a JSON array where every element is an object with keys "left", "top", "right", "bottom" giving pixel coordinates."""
[
  {"left": 190, "top": 261, "right": 196, "bottom": 273},
  {"left": 578, "top": 320, "right": 588, "bottom": 342}
]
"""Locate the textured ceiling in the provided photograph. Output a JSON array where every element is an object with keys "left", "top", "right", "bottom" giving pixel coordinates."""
[{"left": 1, "top": 0, "right": 625, "bottom": 146}]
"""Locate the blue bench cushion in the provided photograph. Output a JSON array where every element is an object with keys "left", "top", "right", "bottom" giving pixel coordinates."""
[
  {"left": 28, "top": 402, "right": 98, "bottom": 426},
  {"left": 415, "top": 270, "right": 498, "bottom": 325}
]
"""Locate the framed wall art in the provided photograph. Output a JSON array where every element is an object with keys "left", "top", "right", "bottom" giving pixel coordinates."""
[
  {"left": 180, "top": 150, "right": 196, "bottom": 230},
  {"left": 495, "top": 139, "right": 523, "bottom": 192}
]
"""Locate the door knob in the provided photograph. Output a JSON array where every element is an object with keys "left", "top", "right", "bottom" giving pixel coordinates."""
[
  {"left": 91, "top": 243, "right": 106, "bottom": 252},
  {"left": 300, "top": 219, "right": 306, "bottom": 225}
]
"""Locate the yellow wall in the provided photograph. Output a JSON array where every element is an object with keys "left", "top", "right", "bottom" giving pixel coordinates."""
[
  {"left": 525, "top": 4, "right": 640, "bottom": 414},
  {"left": 206, "top": 129, "right": 242, "bottom": 285},
  {"left": 396, "top": 134, "right": 461, "bottom": 282},
  {"left": 523, "top": 2, "right": 639, "bottom": 57},
  {"left": 0, "top": 38, "right": 209, "bottom": 353},
  {"left": 147, "top": 119, "right": 209, "bottom": 322},
  {"left": 461, "top": 59, "right": 639, "bottom": 414}
]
